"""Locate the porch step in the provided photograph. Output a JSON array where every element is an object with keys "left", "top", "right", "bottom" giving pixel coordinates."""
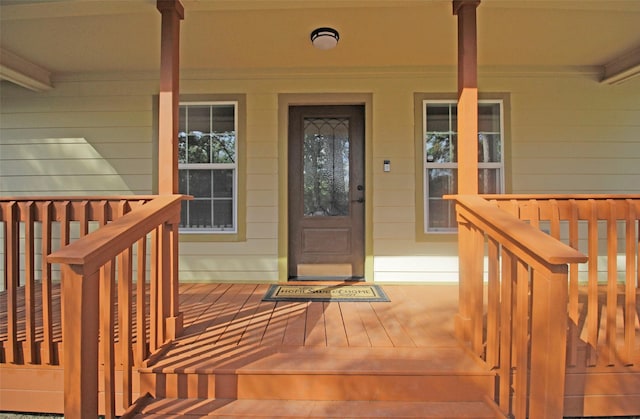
[
  {"left": 135, "top": 398, "right": 500, "bottom": 418},
  {"left": 138, "top": 347, "right": 496, "bottom": 402}
]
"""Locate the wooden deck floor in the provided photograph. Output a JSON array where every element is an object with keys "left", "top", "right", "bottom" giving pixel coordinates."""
[
  {"left": 134, "top": 282, "right": 499, "bottom": 418},
  {"left": 168, "top": 282, "right": 460, "bottom": 354}
]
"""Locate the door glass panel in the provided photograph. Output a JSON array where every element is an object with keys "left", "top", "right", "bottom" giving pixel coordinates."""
[{"left": 303, "top": 117, "right": 350, "bottom": 217}]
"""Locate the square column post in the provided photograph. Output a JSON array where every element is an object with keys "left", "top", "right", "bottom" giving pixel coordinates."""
[
  {"left": 454, "top": 0, "right": 480, "bottom": 195},
  {"left": 157, "top": 0, "right": 184, "bottom": 195}
]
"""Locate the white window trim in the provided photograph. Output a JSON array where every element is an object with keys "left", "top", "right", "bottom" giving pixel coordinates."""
[
  {"left": 423, "top": 99, "right": 505, "bottom": 233},
  {"left": 178, "top": 101, "right": 239, "bottom": 234}
]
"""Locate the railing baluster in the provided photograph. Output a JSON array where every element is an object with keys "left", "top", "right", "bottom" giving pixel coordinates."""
[
  {"left": 624, "top": 199, "right": 637, "bottom": 365},
  {"left": 150, "top": 228, "right": 160, "bottom": 352},
  {"left": 40, "top": 201, "right": 54, "bottom": 365},
  {"left": 101, "top": 259, "right": 116, "bottom": 419},
  {"left": 136, "top": 236, "right": 148, "bottom": 366},
  {"left": 4, "top": 201, "right": 20, "bottom": 364},
  {"left": 498, "top": 248, "right": 515, "bottom": 415},
  {"left": 587, "top": 199, "right": 599, "bottom": 366},
  {"left": 514, "top": 259, "right": 530, "bottom": 419},
  {"left": 567, "top": 199, "right": 579, "bottom": 366},
  {"left": 486, "top": 237, "right": 500, "bottom": 367},
  {"left": 21, "top": 201, "right": 37, "bottom": 364},
  {"left": 117, "top": 200, "right": 134, "bottom": 408},
  {"left": 605, "top": 199, "right": 618, "bottom": 366}
]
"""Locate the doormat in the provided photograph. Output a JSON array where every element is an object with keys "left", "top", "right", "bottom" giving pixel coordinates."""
[{"left": 262, "top": 284, "right": 390, "bottom": 302}]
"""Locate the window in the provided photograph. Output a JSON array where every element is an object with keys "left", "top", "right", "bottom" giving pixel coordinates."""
[
  {"left": 178, "top": 102, "right": 237, "bottom": 233},
  {"left": 423, "top": 99, "right": 505, "bottom": 233}
]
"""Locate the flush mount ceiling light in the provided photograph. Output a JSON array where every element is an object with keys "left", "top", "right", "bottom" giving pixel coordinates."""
[{"left": 310, "top": 27, "right": 339, "bottom": 50}]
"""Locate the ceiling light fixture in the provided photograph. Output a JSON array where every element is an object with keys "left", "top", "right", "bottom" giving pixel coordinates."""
[{"left": 310, "top": 27, "right": 339, "bottom": 50}]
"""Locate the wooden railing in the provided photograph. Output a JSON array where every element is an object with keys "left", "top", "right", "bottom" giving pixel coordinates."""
[
  {"left": 0, "top": 195, "right": 185, "bottom": 418},
  {"left": 450, "top": 194, "right": 640, "bottom": 418}
]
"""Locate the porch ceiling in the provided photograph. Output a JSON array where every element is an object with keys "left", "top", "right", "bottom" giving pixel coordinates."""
[{"left": 0, "top": 0, "right": 639, "bottom": 81}]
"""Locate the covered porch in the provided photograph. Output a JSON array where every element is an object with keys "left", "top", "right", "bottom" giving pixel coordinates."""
[{"left": 1, "top": 0, "right": 639, "bottom": 417}]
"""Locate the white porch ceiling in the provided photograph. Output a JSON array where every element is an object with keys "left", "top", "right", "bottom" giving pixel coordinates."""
[{"left": 1, "top": 0, "right": 639, "bottom": 85}]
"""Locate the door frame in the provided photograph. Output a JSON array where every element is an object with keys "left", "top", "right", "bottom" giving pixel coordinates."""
[{"left": 277, "top": 93, "right": 373, "bottom": 282}]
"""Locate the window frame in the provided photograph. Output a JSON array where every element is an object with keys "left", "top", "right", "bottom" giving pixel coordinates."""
[
  {"left": 414, "top": 93, "right": 510, "bottom": 239},
  {"left": 175, "top": 95, "right": 246, "bottom": 242}
]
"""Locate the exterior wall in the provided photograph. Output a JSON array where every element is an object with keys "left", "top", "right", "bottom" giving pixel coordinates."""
[
  {"left": 0, "top": 76, "right": 157, "bottom": 195},
  {"left": 1, "top": 68, "right": 639, "bottom": 283}
]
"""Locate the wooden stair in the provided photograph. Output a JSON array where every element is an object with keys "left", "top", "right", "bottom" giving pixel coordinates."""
[{"left": 133, "top": 347, "right": 500, "bottom": 418}]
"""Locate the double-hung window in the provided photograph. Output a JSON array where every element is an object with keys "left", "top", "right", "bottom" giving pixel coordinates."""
[
  {"left": 178, "top": 102, "right": 237, "bottom": 233},
  {"left": 423, "top": 99, "right": 505, "bottom": 233}
]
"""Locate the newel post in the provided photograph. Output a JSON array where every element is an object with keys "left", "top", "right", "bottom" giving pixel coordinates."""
[
  {"left": 529, "top": 266, "right": 570, "bottom": 418},
  {"left": 454, "top": 205, "right": 485, "bottom": 354},
  {"left": 61, "top": 264, "right": 100, "bottom": 418}
]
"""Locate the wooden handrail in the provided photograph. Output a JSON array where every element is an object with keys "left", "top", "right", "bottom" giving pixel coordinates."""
[
  {"left": 448, "top": 194, "right": 589, "bottom": 418},
  {"left": 450, "top": 193, "right": 640, "bottom": 418},
  {"left": 453, "top": 195, "right": 588, "bottom": 265},
  {"left": 44, "top": 194, "right": 185, "bottom": 419},
  {"left": 48, "top": 195, "right": 183, "bottom": 273}
]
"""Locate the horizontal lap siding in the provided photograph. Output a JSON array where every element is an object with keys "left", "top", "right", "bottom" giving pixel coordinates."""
[
  {"left": 1, "top": 70, "right": 639, "bottom": 282},
  {"left": 0, "top": 80, "right": 154, "bottom": 195},
  {"left": 504, "top": 76, "right": 640, "bottom": 193}
]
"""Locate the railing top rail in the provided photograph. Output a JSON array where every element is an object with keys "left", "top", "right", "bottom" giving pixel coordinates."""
[
  {"left": 448, "top": 194, "right": 588, "bottom": 266},
  {"left": 0, "top": 195, "right": 160, "bottom": 203},
  {"left": 47, "top": 194, "right": 185, "bottom": 274},
  {"left": 479, "top": 193, "right": 640, "bottom": 201}
]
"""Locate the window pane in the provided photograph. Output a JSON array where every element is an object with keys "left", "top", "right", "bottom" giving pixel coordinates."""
[
  {"left": 211, "top": 133, "right": 236, "bottom": 163},
  {"left": 187, "top": 106, "right": 211, "bottom": 133},
  {"left": 189, "top": 200, "right": 212, "bottom": 228},
  {"left": 426, "top": 104, "right": 456, "bottom": 133},
  {"left": 479, "top": 168, "right": 501, "bottom": 194},
  {"left": 180, "top": 200, "right": 188, "bottom": 228},
  {"left": 187, "top": 132, "right": 210, "bottom": 164},
  {"left": 212, "top": 105, "right": 235, "bottom": 132},
  {"left": 189, "top": 170, "right": 212, "bottom": 198},
  {"left": 213, "top": 169, "right": 233, "bottom": 198},
  {"left": 428, "top": 198, "right": 457, "bottom": 230},
  {"left": 426, "top": 133, "right": 457, "bottom": 163},
  {"left": 178, "top": 132, "right": 187, "bottom": 164},
  {"left": 213, "top": 199, "right": 233, "bottom": 228},
  {"left": 179, "top": 170, "right": 188, "bottom": 194},
  {"left": 427, "top": 168, "right": 457, "bottom": 230},
  {"left": 479, "top": 103, "right": 501, "bottom": 133},
  {"left": 478, "top": 134, "right": 501, "bottom": 163},
  {"left": 303, "top": 117, "right": 350, "bottom": 217}
]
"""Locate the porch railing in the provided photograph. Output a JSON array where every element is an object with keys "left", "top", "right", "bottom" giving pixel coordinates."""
[
  {"left": 450, "top": 194, "right": 640, "bottom": 418},
  {"left": 0, "top": 195, "right": 185, "bottom": 418}
]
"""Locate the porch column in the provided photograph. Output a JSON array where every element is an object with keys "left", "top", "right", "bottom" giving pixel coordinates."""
[
  {"left": 452, "top": 0, "right": 481, "bottom": 350},
  {"left": 453, "top": 0, "right": 480, "bottom": 194},
  {"left": 157, "top": 0, "right": 184, "bottom": 194}
]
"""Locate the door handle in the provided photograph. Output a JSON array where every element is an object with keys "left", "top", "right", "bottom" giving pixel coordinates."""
[{"left": 352, "top": 197, "right": 365, "bottom": 203}]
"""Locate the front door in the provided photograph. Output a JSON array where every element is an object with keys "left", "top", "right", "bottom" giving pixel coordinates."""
[{"left": 288, "top": 105, "right": 365, "bottom": 279}]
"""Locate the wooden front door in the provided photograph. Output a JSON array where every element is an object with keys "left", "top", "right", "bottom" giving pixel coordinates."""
[{"left": 288, "top": 105, "right": 365, "bottom": 279}]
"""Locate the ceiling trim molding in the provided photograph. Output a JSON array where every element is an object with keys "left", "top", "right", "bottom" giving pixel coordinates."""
[
  {"left": 0, "top": 48, "right": 53, "bottom": 91},
  {"left": 600, "top": 46, "right": 640, "bottom": 85}
]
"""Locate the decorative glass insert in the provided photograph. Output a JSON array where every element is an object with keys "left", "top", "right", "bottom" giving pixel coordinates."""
[
  {"left": 424, "top": 100, "right": 504, "bottom": 232},
  {"left": 303, "top": 117, "right": 350, "bottom": 217},
  {"left": 178, "top": 102, "right": 237, "bottom": 232}
]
